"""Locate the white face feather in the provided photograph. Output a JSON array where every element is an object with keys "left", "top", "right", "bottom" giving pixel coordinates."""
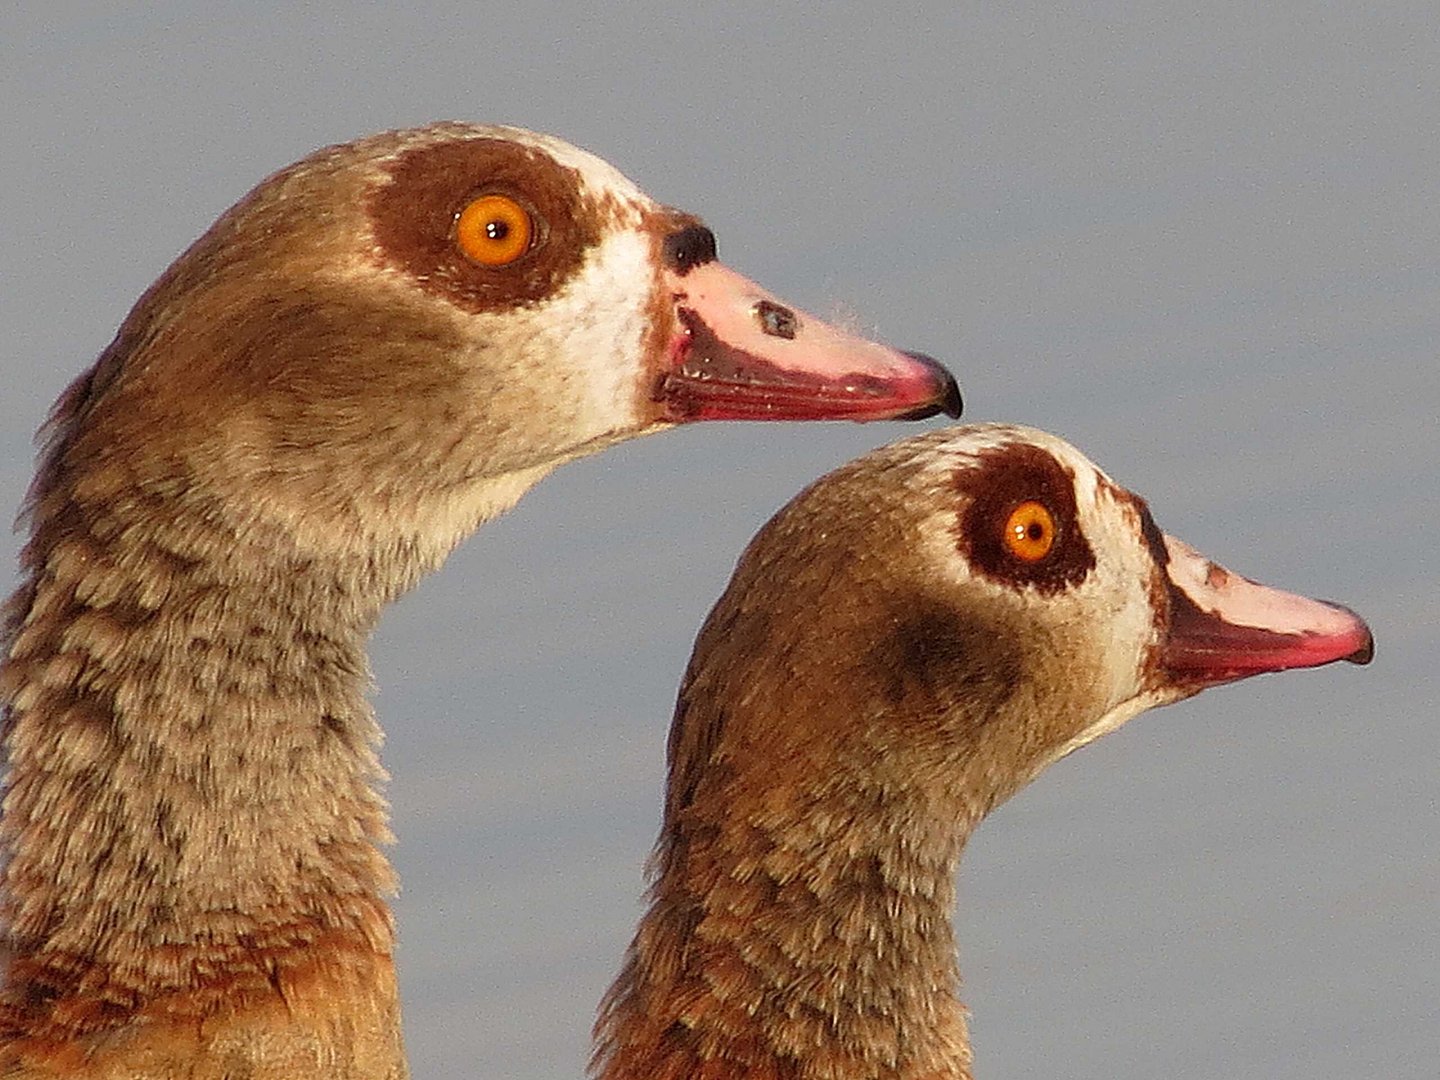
[
  {"left": 487, "top": 127, "right": 660, "bottom": 410},
  {"left": 491, "top": 223, "right": 660, "bottom": 448},
  {"left": 492, "top": 125, "right": 653, "bottom": 207}
]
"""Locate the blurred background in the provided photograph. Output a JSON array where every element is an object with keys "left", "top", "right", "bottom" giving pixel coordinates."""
[{"left": 3, "top": 4, "right": 1435, "bottom": 1077}]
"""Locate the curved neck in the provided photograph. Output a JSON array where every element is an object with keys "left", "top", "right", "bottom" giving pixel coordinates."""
[
  {"left": 0, "top": 470, "right": 403, "bottom": 1069},
  {"left": 594, "top": 771, "right": 975, "bottom": 1080}
]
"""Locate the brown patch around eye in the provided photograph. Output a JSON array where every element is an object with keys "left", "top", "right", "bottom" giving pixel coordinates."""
[
  {"left": 367, "top": 137, "right": 602, "bottom": 314},
  {"left": 954, "top": 443, "right": 1096, "bottom": 594}
]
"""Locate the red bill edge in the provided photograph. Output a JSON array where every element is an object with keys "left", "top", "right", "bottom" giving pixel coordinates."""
[{"left": 1159, "top": 535, "right": 1374, "bottom": 686}]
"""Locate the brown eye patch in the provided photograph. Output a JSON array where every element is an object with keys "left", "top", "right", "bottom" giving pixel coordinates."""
[
  {"left": 954, "top": 443, "right": 1096, "bottom": 595},
  {"left": 367, "top": 137, "right": 601, "bottom": 314}
]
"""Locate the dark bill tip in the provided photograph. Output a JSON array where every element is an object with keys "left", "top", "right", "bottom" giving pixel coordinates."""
[
  {"left": 1322, "top": 602, "right": 1375, "bottom": 664},
  {"left": 893, "top": 353, "right": 962, "bottom": 420}
]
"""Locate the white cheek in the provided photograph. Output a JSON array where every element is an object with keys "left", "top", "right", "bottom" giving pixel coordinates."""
[
  {"left": 1091, "top": 571, "right": 1159, "bottom": 701},
  {"left": 521, "top": 227, "right": 655, "bottom": 436},
  {"left": 1043, "top": 502, "right": 1166, "bottom": 762}
]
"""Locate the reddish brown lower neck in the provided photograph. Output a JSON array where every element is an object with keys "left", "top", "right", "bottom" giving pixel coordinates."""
[
  {"left": 0, "top": 948, "right": 407, "bottom": 1078},
  {"left": 593, "top": 789, "right": 974, "bottom": 1080}
]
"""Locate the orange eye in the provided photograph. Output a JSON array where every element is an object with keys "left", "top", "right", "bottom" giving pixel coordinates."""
[
  {"left": 1003, "top": 501, "right": 1056, "bottom": 562},
  {"left": 455, "top": 194, "right": 534, "bottom": 266}
]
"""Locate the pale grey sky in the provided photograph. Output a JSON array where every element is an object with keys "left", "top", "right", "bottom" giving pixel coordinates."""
[{"left": 2, "top": 5, "right": 1436, "bottom": 1078}]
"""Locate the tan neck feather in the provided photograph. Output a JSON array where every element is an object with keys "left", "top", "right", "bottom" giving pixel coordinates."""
[
  {"left": 0, "top": 425, "right": 408, "bottom": 1075},
  {"left": 593, "top": 732, "right": 976, "bottom": 1080}
]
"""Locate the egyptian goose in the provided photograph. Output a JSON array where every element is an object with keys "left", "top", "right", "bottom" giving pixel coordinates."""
[
  {"left": 0, "top": 123, "right": 959, "bottom": 1078},
  {"left": 593, "top": 424, "right": 1373, "bottom": 1080}
]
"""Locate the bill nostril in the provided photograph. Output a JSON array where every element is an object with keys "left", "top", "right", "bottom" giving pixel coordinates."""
[
  {"left": 662, "top": 224, "right": 718, "bottom": 275},
  {"left": 753, "top": 300, "right": 798, "bottom": 340}
]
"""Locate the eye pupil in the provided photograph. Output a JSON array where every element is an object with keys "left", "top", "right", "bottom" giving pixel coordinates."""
[{"left": 485, "top": 220, "right": 509, "bottom": 241}]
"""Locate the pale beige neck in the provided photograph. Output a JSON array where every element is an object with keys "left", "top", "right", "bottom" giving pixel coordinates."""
[
  {"left": 594, "top": 787, "right": 975, "bottom": 1080},
  {"left": 0, "top": 475, "right": 402, "bottom": 1071}
]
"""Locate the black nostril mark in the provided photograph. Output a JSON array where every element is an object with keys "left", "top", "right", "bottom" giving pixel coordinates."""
[
  {"left": 662, "top": 224, "right": 718, "bottom": 275},
  {"left": 754, "top": 300, "right": 798, "bottom": 340}
]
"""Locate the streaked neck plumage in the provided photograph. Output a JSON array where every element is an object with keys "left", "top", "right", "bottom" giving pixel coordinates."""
[
  {"left": 594, "top": 753, "right": 979, "bottom": 1080},
  {"left": 591, "top": 585, "right": 1021, "bottom": 1080},
  {"left": 0, "top": 378, "right": 446, "bottom": 1074}
]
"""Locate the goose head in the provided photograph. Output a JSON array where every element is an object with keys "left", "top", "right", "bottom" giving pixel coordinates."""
[
  {"left": 667, "top": 423, "right": 1371, "bottom": 819},
  {"left": 45, "top": 122, "right": 958, "bottom": 582},
  {"left": 596, "top": 423, "right": 1372, "bottom": 1080}
]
